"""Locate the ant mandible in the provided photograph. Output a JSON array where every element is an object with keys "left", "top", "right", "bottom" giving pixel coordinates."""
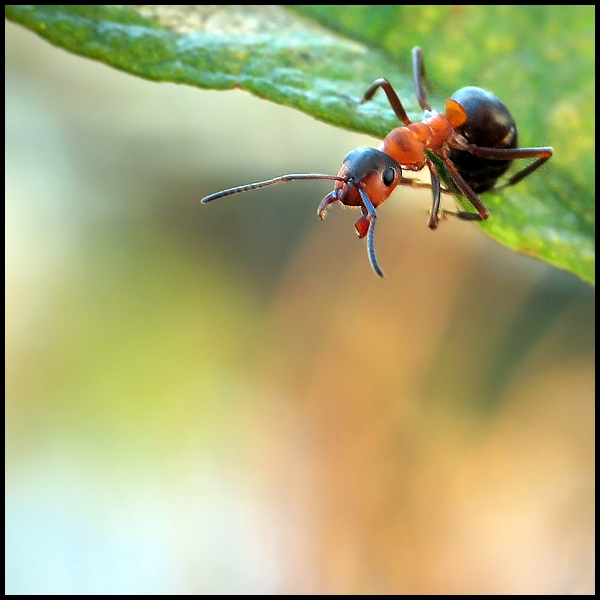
[{"left": 202, "top": 47, "right": 553, "bottom": 278}]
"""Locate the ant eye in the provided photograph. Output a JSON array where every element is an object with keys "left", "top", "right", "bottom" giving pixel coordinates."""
[{"left": 382, "top": 167, "right": 396, "bottom": 186}]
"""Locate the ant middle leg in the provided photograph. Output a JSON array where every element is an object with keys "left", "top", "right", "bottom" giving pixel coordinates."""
[
  {"left": 411, "top": 47, "right": 433, "bottom": 111},
  {"left": 362, "top": 48, "right": 435, "bottom": 123},
  {"left": 357, "top": 188, "right": 384, "bottom": 277},
  {"left": 440, "top": 149, "right": 491, "bottom": 222}
]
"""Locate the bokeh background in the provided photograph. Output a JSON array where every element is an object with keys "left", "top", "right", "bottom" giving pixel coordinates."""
[{"left": 5, "top": 14, "right": 594, "bottom": 595}]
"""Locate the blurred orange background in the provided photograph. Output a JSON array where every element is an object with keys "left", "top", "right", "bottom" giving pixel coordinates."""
[{"left": 5, "top": 18, "right": 594, "bottom": 595}]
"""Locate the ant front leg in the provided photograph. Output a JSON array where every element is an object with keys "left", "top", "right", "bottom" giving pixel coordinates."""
[
  {"left": 361, "top": 78, "right": 412, "bottom": 126},
  {"left": 357, "top": 188, "right": 384, "bottom": 278},
  {"left": 396, "top": 171, "right": 456, "bottom": 229}
]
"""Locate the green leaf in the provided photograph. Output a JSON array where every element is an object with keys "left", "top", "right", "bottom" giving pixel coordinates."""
[{"left": 5, "top": 5, "right": 594, "bottom": 284}]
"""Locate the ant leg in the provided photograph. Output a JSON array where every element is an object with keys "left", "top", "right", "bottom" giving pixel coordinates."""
[
  {"left": 361, "top": 78, "right": 412, "bottom": 126},
  {"left": 412, "top": 47, "right": 432, "bottom": 111},
  {"left": 397, "top": 173, "right": 459, "bottom": 228},
  {"left": 399, "top": 177, "right": 431, "bottom": 191},
  {"left": 441, "top": 150, "right": 491, "bottom": 221},
  {"left": 451, "top": 141, "right": 553, "bottom": 190},
  {"left": 397, "top": 176, "right": 457, "bottom": 199},
  {"left": 397, "top": 176, "right": 449, "bottom": 193},
  {"left": 439, "top": 209, "right": 485, "bottom": 222},
  {"left": 493, "top": 149, "right": 553, "bottom": 190},
  {"left": 358, "top": 188, "right": 384, "bottom": 277},
  {"left": 425, "top": 158, "right": 443, "bottom": 229},
  {"left": 396, "top": 173, "right": 457, "bottom": 227}
]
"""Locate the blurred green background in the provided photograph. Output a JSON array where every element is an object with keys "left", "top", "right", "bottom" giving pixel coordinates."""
[{"left": 5, "top": 11, "right": 594, "bottom": 595}]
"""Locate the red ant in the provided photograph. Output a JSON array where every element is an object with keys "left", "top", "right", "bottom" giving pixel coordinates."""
[{"left": 202, "top": 47, "right": 553, "bottom": 277}]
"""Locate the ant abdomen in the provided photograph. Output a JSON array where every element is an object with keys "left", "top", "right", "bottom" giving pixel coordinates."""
[{"left": 448, "top": 86, "right": 518, "bottom": 193}]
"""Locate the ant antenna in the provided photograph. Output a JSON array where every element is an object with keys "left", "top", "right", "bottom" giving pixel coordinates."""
[{"left": 201, "top": 174, "right": 347, "bottom": 203}]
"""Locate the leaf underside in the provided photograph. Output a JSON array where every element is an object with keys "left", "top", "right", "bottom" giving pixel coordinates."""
[{"left": 5, "top": 5, "right": 594, "bottom": 284}]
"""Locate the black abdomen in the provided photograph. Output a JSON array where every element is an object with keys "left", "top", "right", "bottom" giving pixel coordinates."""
[{"left": 448, "top": 86, "right": 517, "bottom": 193}]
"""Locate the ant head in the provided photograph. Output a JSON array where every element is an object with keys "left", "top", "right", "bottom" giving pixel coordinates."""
[
  {"left": 322, "top": 147, "right": 403, "bottom": 212},
  {"left": 201, "top": 147, "right": 403, "bottom": 280},
  {"left": 201, "top": 147, "right": 403, "bottom": 215}
]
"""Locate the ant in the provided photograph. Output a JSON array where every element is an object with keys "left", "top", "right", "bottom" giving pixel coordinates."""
[{"left": 202, "top": 47, "right": 553, "bottom": 278}]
